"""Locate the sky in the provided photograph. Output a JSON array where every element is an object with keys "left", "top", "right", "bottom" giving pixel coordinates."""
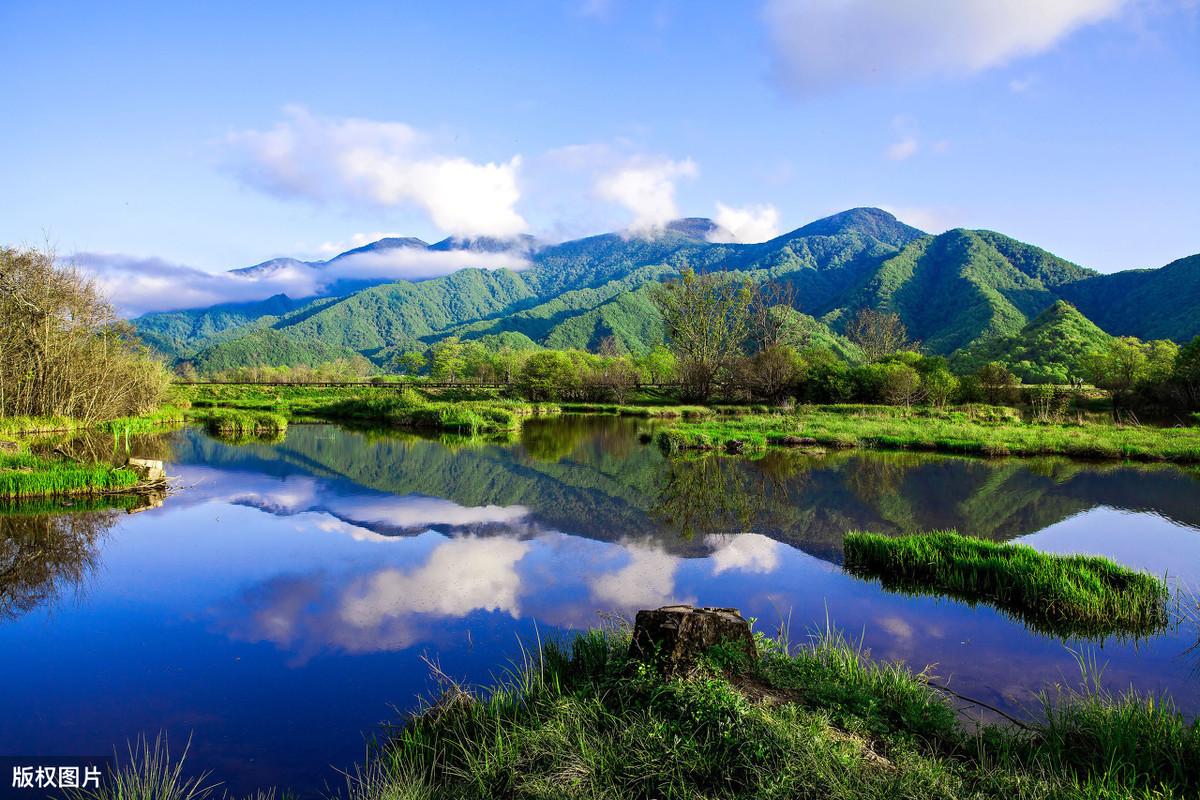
[{"left": 1, "top": 0, "right": 1197, "bottom": 314}]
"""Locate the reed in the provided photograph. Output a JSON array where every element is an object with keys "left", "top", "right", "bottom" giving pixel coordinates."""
[{"left": 842, "top": 530, "right": 1170, "bottom": 637}]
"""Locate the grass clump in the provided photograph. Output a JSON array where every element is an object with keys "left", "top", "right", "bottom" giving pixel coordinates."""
[
  {"left": 843, "top": 530, "right": 1170, "bottom": 637},
  {"left": 337, "top": 625, "right": 1200, "bottom": 800},
  {"left": 657, "top": 405, "right": 1200, "bottom": 463},
  {"left": 202, "top": 410, "right": 288, "bottom": 439},
  {"left": 0, "top": 446, "right": 139, "bottom": 499}
]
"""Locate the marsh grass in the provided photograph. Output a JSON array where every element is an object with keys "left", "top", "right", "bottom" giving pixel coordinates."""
[
  {"left": 335, "top": 625, "right": 1200, "bottom": 799},
  {"left": 842, "top": 530, "right": 1170, "bottom": 637},
  {"left": 201, "top": 410, "right": 288, "bottom": 438},
  {"left": 0, "top": 448, "right": 139, "bottom": 499},
  {"left": 657, "top": 405, "right": 1200, "bottom": 463},
  {"left": 180, "top": 384, "right": 559, "bottom": 435}
]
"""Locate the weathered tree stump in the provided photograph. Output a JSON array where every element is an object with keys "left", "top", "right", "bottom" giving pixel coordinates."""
[
  {"left": 125, "top": 458, "right": 166, "bottom": 482},
  {"left": 629, "top": 605, "right": 756, "bottom": 675}
]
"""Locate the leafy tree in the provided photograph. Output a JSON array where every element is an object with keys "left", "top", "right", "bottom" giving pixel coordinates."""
[
  {"left": 1088, "top": 337, "right": 1178, "bottom": 416},
  {"left": 518, "top": 351, "right": 579, "bottom": 401},
  {"left": 393, "top": 350, "right": 427, "bottom": 376},
  {"left": 748, "top": 345, "right": 804, "bottom": 403},
  {"left": 653, "top": 268, "right": 752, "bottom": 402},
  {"left": 846, "top": 308, "right": 911, "bottom": 362},
  {"left": 429, "top": 337, "right": 466, "bottom": 382},
  {"left": 638, "top": 345, "right": 677, "bottom": 384},
  {"left": 1174, "top": 337, "right": 1200, "bottom": 409},
  {"left": 977, "top": 362, "right": 1020, "bottom": 405},
  {"left": 879, "top": 362, "right": 923, "bottom": 407}
]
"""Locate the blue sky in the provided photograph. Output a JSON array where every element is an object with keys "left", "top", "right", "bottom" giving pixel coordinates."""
[{"left": 1, "top": 0, "right": 1197, "bottom": 312}]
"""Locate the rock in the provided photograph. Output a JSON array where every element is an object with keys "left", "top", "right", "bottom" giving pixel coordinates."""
[
  {"left": 629, "top": 605, "right": 757, "bottom": 675},
  {"left": 125, "top": 457, "right": 166, "bottom": 482},
  {"left": 771, "top": 435, "right": 818, "bottom": 447},
  {"left": 724, "top": 439, "right": 747, "bottom": 454}
]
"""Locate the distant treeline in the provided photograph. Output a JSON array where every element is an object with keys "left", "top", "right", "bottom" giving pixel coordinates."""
[{"left": 196, "top": 269, "right": 1200, "bottom": 419}]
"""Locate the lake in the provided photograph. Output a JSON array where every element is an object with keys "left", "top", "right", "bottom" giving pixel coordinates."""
[{"left": 2, "top": 416, "right": 1198, "bottom": 796}]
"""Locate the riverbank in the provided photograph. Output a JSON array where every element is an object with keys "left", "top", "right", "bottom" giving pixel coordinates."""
[
  {"left": 91, "top": 620, "right": 1200, "bottom": 799},
  {"left": 656, "top": 404, "right": 1200, "bottom": 463}
]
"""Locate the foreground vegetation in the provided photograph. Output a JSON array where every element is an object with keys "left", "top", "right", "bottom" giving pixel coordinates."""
[
  {"left": 656, "top": 405, "right": 1200, "bottom": 463},
  {"left": 95, "top": 624, "right": 1198, "bottom": 799},
  {"left": 0, "top": 445, "right": 140, "bottom": 499},
  {"left": 843, "top": 530, "right": 1169, "bottom": 637}
]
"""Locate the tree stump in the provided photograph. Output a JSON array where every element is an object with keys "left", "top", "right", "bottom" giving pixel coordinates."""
[
  {"left": 629, "top": 605, "right": 757, "bottom": 675},
  {"left": 125, "top": 458, "right": 166, "bottom": 482}
]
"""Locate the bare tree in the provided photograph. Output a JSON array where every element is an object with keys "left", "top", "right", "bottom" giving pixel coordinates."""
[
  {"left": 846, "top": 308, "right": 911, "bottom": 362},
  {"left": 747, "top": 280, "right": 798, "bottom": 353},
  {"left": 0, "top": 246, "right": 170, "bottom": 422}
]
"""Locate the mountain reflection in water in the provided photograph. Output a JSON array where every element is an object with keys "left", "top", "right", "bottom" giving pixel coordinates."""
[{"left": 0, "top": 417, "right": 1197, "bottom": 796}]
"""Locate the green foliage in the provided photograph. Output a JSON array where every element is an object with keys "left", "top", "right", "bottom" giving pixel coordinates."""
[
  {"left": 331, "top": 626, "right": 1200, "bottom": 799},
  {"left": 656, "top": 406, "right": 1200, "bottom": 463},
  {"left": 0, "top": 448, "right": 140, "bottom": 499},
  {"left": 954, "top": 300, "right": 1114, "bottom": 384},
  {"left": 843, "top": 530, "right": 1169, "bottom": 636}
]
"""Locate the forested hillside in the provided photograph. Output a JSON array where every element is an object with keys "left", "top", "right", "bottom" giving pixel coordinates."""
[{"left": 130, "top": 208, "right": 1200, "bottom": 373}]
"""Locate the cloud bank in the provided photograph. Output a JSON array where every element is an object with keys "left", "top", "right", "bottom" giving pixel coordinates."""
[
  {"left": 225, "top": 105, "right": 528, "bottom": 238},
  {"left": 765, "top": 0, "right": 1125, "bottom": 93},
  {"left": 595, "top": 157, "right": 699, "bottom": 233},
  {"left": 708, "top": 202, "right": 781, "bottom": 243},
  {"left": 75, "top": 244, "right": 531, "bottom": 316}
]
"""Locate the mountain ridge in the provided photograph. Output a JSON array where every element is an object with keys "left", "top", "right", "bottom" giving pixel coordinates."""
[{"left": 131, "top": 208, "right": 1200, "bottom": 372}]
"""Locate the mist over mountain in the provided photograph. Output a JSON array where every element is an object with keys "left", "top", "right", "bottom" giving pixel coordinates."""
[{"left": 130, "top": 207, "right": 1199, "bottom": 372}]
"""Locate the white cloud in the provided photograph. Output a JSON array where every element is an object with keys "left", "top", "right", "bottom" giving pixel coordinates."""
[
  {"left": 340, "top": 536, "right": 531, "bottom": 625},
  {"left": 708, "top": 203, "right": 781, "bottom": 243},
  {"left": 1008, "top": 75, "right": 1038, "bottom": 93},
  {"left": 885, "top": 136, "right": 920, "bottom": 161},
  {"left": 225, "top": 105, "right": 528, "bottom": 238},
  {"left": 595, "top": 157, "right": 698, "bottom": 233},
  {"left": 316, "top": 232, "right": 407, "bottom": 256},
  {"left": 75, "top": 243, "right": 531, "bottom": 316},
  {"left": 764, "top": 0, "right": 1126, "bottom": 93},
  {"left": 704, "top": 533, "right": 782, "bottom": 575},
  {"left": 590, "top": 543, "right": 689, "bottom": 611}
]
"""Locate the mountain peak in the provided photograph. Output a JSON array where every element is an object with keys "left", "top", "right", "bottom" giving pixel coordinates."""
[
  {"left": 662, "top": 217, "right": 720, "bottom": 239},
  {"left": 786, "top": 207, "right": 925, "bottom": 247}
]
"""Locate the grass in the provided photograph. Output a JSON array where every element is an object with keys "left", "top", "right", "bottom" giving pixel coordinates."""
[
  {"left": 96, "top": 406, "right": 189, "bottom": 434},
  {"left": 0, "top": 446, "right": 140, "bottom": 499},
  {"left": 842, "top": 530, "right": 1170, "bottom": 638},
  {"left": 559, "top": 402, "right": 717, "bottom": 418},
  {"left": 341, "top": 624, "right": 1200, "bottom": 799},
  {"left": 200, "top": 409, "right": 289, "bottom": 439},
  {"left": 180, "top": 383, "right": 560, "bottom": 435},
  {"left": 656, "top": 404, "right": 1200, "bottom": 463},
  {"left": 70, "top": 623, "right": 1200, "bottom": 799}
]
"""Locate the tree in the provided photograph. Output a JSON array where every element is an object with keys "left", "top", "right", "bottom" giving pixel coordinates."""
[
  {"left": 652, "top": 268, "right": 752, "bottom": 402},
  {"left": 393, "top": 350, "right": 427, "bottom": 377},
  {"left": 429, "top": 337, "right": 466, "bottom": 382},
  {"left": 747, "top": 280, "right": 798, "bottom": 353},
  {"left": 1174, "top": 337, "right": 1200, "bottom": 409},
  {"left": 0, "top": 246, "right": 170, "bottom": 422},
  {"left": 517, "top": 351, "right": 579, "bottom": 401},
  {"left": 748, "top": 345, "right": 804, "bottom": 402},
  {"left": 1087, "top": 337, "right": 1178, "bottom": 417},
  {"left": 846, "top": 308, "right": 910, "bottom": 362},
  {"left": 977, "top": 362, "right": 1020, "bottom": 405},
  {"left": 638, "top": 345, "right": 677, "bottom": 385},
  {"left": 880, "top": 362, "right": 923, "bottom": 408}
]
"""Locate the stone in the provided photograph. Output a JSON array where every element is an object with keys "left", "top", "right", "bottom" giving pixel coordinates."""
[
  {"left": 125, "top": 457, "right": 166, "bottom": 482},
  {"left": 724, "top": 439, "right": 747, "bottom": 454},
  {"left": 771, "top": 435, "right": 819, "bottom": 447},
  {"left": 629, "top": 605, "right": 757, "bottom": 675}
]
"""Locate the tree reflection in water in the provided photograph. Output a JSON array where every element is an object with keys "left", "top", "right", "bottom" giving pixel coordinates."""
[{"left": 0, "top": 503, "right": 121, "bottom": 622}]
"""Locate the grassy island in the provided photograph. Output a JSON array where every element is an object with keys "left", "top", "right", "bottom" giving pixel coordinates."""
[
  {"left": 656, "top": 405, "right": 1200, "bottom": 463},
  {"left": 843, "top": 530, "right": 1170, "bottom": 637},
  {"left": 0, "top": 446, "right": 141, "bottom": 499}
]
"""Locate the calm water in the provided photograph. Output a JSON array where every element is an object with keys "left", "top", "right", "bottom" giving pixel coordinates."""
[{"left": 2, "top": 417, "right": 1199, "bottom": 795}]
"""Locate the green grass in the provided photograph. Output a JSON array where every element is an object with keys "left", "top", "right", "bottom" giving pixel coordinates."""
[
  {"left": 96, "top": 406, "right": 189, "bottom": 434},
  {"left": 558, "top": 402, "right": 716, "bottom": 418},
  {"left": 656, "top": 404, "right": 1200, "bottom": 463},
  {"left": 180, "top": 383, "right": 559, "bottom": 435},
  {"left": 0, "top": 415, "right": 81, "bottom": 435},
  {"left": 843, "top": 530, "right": 1170, "bottom": 638},
  {"left": 0, "top": 447, "right": 140, "bottom": 499},
  {"left": 201, "top": 409, "right": 289, "bottom": 438},
  {"left": 333, "top": 625, "right": 1200, "bottom": 799}
]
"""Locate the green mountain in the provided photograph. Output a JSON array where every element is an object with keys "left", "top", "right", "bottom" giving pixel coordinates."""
[
  {"left": 130, "top": 208, "right": 1200, "bottom": 372},
  {"left": 952, "top": 300, "right": 1114, "bottom": 384}
]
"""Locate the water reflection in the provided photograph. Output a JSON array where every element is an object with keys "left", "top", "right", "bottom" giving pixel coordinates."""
[
  {"left": 0, "top": 503, "right": 118, "bottom": 620},
  {"left": 2, "top": 417, "right": 1199, "bottom": 795}
]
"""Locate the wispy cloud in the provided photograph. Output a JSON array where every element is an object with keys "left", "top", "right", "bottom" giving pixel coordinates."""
[
  {"left": 708, "top": 202, "right": 781, "bottom": 243},
  {"left": 885, "top": 136, "right": 920, "bottom": 161},
  {"left": 595, "top": 157, "right": 699, "bottom": 233},
  {"left": 75, "top": 244, "right": 531, "bottom": 316},
  {"left": 765, "top": 0, "right": 1126, "bottom": 94},
  {"left": 224, "top": 105, "right": 528, "bottom": 238}
]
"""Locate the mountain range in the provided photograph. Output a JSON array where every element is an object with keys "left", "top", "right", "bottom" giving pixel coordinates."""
[{"left": 132, "top": 208, "right": 1200, "bottom": 373}]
